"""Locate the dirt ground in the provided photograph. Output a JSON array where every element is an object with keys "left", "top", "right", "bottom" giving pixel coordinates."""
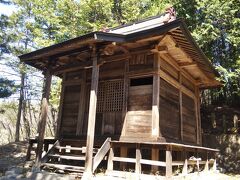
[{"left": 0, "top": 141, "right": 239, "bottom": 179}]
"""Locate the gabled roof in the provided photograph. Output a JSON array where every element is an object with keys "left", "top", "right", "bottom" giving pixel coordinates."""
[{"left": 19, "top": 15, "right": 220, "bottom": 88}]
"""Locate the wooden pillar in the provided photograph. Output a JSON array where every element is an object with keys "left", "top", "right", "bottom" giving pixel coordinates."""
[
  {"left": 195, "top": 87, "right": 200, "bottom": 144},
  {"left": 179, "top": 73, "right": 183, "bottom": 141},
  {"left": 135, "top": 144, "right": 141, "bottom": 176},
  {"left": 151, "top": 148, "right": 159, "bottom": 172},
  {"left": 166, "top": 145, "right": 172, "bottom": 179},
  {"left": 152, "top": 53, "right": 160, "bottom": 137},
  {"left": 120, "top": 147, "right": 128, "bottom": 170},
  {"left": 121, "top": 60, "right": 129, "bottom": 137},
  {"left": 196, "top": 88, "right": 202, "bottom": 145},
  {"left": 204, "top": 151, "right": 209, "bottom": 171},
  {"left": 182, "top": 150, "right": 188, "bottom": 175},
  {"left": 84, "top": 47, "right": 99, "bottom": 176},
  {"left": 212, "top": 156, "right": 217, "bottom": 171},
  {"left": 35, "top": 70, "right": 52, "bottom": 167},
  {"left": 107, "top": 147, "right": 114, "bottom": 172}
]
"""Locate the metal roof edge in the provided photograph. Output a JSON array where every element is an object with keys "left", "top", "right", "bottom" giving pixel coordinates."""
[
  {"left": 124, "top": 18, "right": 183, "bottom": 41},
  {"left": 109, "top": 13, "right": 167, "bottom": 31}
]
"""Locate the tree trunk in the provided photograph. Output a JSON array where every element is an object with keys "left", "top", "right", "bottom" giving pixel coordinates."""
[
  {"left": 15, "top": 71, "right": 25, "bottom": 142},
  {"left": 22, "top": 99, "right": 30, "bottom": 139}
]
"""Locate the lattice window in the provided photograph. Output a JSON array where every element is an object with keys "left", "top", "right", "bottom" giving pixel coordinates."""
[
  {"left": 96, "top": 82, "right": 105, "bottom": 112},
  {"left": 96, "top": 80, "right": 124, "bottom": 112},
  {"left": 105, "top": 80, "right": 124, "bottom": 112}
]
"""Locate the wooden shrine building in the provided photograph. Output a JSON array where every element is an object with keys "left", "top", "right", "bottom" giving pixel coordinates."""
[{"left": 20, "top": 14, "right": 220, "bottom": 178}]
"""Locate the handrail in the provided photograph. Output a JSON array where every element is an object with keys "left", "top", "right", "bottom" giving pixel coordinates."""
[
  {"left": 41, "top": 140, "right": 59, "bottom": 163},
  {"left": 93, "top": 137, "right": 111, "bottom": 172}
]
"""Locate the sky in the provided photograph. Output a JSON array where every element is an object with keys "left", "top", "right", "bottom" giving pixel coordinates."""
[
  {"left": 0, "top": 3, "right": 21, "bottom": 101},
  {"left": 0, "top": 2, "right": 18, "bottom": 81},
  {"left": 0, "top": 3, "right": 16, "bottom": 16},
  {"left": 0, "top": 1, "right": 19, "bottom": 85}
]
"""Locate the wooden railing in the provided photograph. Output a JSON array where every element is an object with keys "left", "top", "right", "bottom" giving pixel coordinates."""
[
  {"left": 41, "top": 140, "right": 59, "bottom": 163},
  {"left": 93, "top": 137, "right": 111, "bottom": 172},
  {"left": 106, "top": 141, "right": 218, "bottom": 178},
  {"left": 26, "top": 138, "right": 57, "bottom": 161}
]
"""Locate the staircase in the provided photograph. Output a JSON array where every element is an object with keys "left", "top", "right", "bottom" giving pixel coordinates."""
[{"left": 40, "top": 138, "right": 111, "bottom": 175}]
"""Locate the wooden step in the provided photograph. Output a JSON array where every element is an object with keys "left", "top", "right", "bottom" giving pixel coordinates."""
[
  {"left": 41, "top": 163, "right": 85, "bottom": 173},
  {"left": 55, "top": 146, "right": 84, "bottom": 151},
  {"left": 48, "top": 154, "right": 85, "bottom": 161}
]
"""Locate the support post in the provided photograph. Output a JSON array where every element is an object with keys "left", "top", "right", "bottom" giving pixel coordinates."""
[
  {"left": 212, "top": 158, "right": 217, "bottom": 171},
  {"left": 121, "top": 60, "right": 129, "bottom": 137},
  {"left": 179, "top": 73, "right": 183, "bottom": 141},
  {"left": 182, "top": 150, "right": 188, "bottom": 175},
  {"left": 84, "top": 47, "right": 99, "bottom": 176},
  {"left": 204, "top": 152, "right": 209, "bottom": 171},
  {"left": 152, "top": 53, "right": 160, "bottom": 137},
  {"left": 166, "top": 145, "right": 172, "bottom": 179},
  {"left": 196, "top": 88, "right": 202, "bottom": 145},
  {"left": 120, "top": 147, "right": 128, "bottom": 170},
  {"left": 151, "top": 148, "right": 159, "bottom": 172},
  {"left": 35, "top": 70, "right": 52, "bottom": 167},
  {"left": 107, "top": 147, "right": 114, "bottom": 172},
  {"left": 135, "top": 144, "right": 141, "bottom": 176}
]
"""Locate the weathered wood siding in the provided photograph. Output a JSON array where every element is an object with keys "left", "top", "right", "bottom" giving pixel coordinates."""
[
  {"left": 182, "top": 93, "right": 197, "bottom": 143},
  {"left": 60, "top": 85, "right": 81, "bottom": 136},
  {"left": 159, "top": 79, "right": 180, "bottom": 140},
  {"left": 58, "top": 51, "right": 200, "bottom": 144},
  {"left": 125, "top": 85, "right": 153, "bottom": 137},
  {"left": 83, "top": 61, "right": 125, "bottom": 136}
]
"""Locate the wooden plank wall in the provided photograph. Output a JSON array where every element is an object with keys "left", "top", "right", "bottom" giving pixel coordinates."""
[
  {"left": 77, "top": 60, "right": 126, "bottom": 137},
  {"left": 57, "top": 51, "right": 200, "bottom": 145},
  {"left": 182, "top": 93, "right": 197, "bottom": 143},
  {"left": 159, "top": 79, "right": 180, "bottom": 140},
  {"left": 123, "top": 53, "right": 154, "bottom": 139},
  {"left": 125, "top": 85, "right": 152, "bottom": 137},
  {"left": 158, "top": 56, "right": 198, "bottom": 144},
  {"left": 60, "top": 85, "right": 81, "bottom": 136}
]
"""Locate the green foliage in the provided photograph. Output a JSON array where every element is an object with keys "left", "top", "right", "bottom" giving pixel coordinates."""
[
  {"left": 191, "top": 0, "right": 240, "bottom": 106},
  {"left": 1, "top": 0, "right": 239, "bottom": 107},
  {"left": 0, "top": 77, "right": 17, "bottom": 98},
  {"left": 49, "top": 78, "right": 61, "bottom": 110},
  {"left": 0, "top": 14, "right": 9, "bottom": 55}
]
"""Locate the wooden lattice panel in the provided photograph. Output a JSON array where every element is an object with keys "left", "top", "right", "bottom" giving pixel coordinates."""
[
  {"left": 96, "top": 82, "right": 105, "bottom": 112},
  {"left": 95, "top": 80, "right": 124, "bottom": 112},
  {"left": 105, "top": 80, "right": 124, "bottom": 112}
]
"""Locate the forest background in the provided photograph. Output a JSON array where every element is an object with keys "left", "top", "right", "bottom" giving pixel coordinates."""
[{"left": 0, "top": 0, "right": 239, "bottom": 145}]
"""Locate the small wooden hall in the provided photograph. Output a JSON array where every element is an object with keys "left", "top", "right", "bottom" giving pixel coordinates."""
[{"left": 20, "top": 13, "right": 220, "bottom": 178}]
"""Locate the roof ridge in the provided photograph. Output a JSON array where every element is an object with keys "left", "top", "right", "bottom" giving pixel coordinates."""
[{"left": 109, "top": 13, "right": 167, "bottom": 31}]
